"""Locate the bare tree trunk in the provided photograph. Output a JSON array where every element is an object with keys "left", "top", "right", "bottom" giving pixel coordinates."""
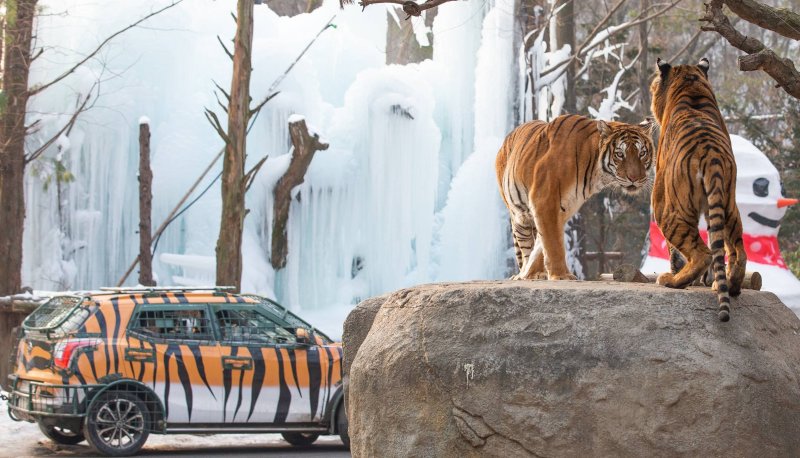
[
  {"left": 556, "top": 0, "right": 576, "bottom": 114},
  {"left": 0, "top": 0, "right": 36, "bottom": 296},
  {"left": 638, "top": 0, "right": 651, "bottom": 118},
  {"left": 138, "top": 120, "right": 155, "bottom": 286},
  {"left": 271, "top": 117, "right": 328, "bottom": 270},
  {"left": 215, "top": 0, "right": 254, "bottom": 292}
]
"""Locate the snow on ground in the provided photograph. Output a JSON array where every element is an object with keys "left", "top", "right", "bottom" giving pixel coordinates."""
[{"left": 0, "top": 391, "right": 345, "bottom": 457}]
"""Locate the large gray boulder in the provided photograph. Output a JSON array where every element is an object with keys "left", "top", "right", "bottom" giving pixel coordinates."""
[{"left": 344, "top": 281, "right": 800, "bottom": 457}]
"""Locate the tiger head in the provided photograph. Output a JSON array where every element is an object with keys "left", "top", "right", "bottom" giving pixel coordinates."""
[
  {"left": 597, "top": 119, "right": 656, "bottom": 195},
  {"left": 649, "top": 57, "right": 712, "bottom": 125}
]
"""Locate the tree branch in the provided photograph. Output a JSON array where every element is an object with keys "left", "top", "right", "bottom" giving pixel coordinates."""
[
  {"left": 28, "top": 0, "right": 184, "bottom": 97},
  {"left": 542, "top": 0, "right": 681, "bottom": 80},
  {"left": 345, "top": 0, "right": 457, "bottom": 18},
  {"left": 720, "top": 0, "right": 800, "bottom": 41},
  {"left": 25, "top": 83, "right": 97, "bottom": 164},
  {"left": 701, "top": 0, "right": 800, "bottom": 99},
  {"left": 244, "top": 154, "right": 268, "bottom": 192},
  {"left": 204, "top": 108, "right": 230, "bottom": 144}
]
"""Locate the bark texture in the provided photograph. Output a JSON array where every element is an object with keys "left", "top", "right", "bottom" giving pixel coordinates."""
[
  {"left": 346, "top": 281, "right": 800, "bottom": 457},
  {"left": 215, "top": 0, "right": 254, "bottom": 292},
  {"left": 137, "top": 121, "right": 155, "bottom": 286},
  {"left": 271, "top": 117, "right": 328, "bottom": 270},
  {"left": 701, "top": 0, "right": 800, "bottom": 99},
  {"left": 722, "top": 0, "right": 800, "bottom": 40},
  {"left": 0, "top": 0, "right": 37, "bottom": 296}
]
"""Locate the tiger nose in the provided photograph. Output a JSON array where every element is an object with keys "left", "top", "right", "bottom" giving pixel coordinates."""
[{"left": 627, "top": 169, "right": 645, "bottom": 182}]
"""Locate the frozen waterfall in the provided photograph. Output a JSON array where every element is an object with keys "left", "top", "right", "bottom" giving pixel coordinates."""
[{"left": 23, "top": 0, "right": 515, "bottom": 337}]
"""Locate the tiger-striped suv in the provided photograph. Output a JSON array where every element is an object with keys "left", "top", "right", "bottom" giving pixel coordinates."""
[{"left": 7, "top": 287, "right": 348, "bottom": 456}]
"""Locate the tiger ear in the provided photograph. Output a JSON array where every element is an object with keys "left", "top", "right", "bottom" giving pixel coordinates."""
[
  {"left": 698, "top": 57, "right": 709, "bottom": 76},
  {"left": 639, "top": 117, "right": 658, "bottom": 135},
  {"left": 596, "top": 120, "right": 612, "bottom": 138},
  {"left": 656, "top": 58, "right": 671, "bottom": 77}
]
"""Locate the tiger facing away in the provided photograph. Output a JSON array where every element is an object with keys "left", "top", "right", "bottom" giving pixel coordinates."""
[
  {"left": 495, "top": 114, "right": 655, "bottom": 281},
  {"left": 649, "top": 57, "right": 746, "bottom": 322}
]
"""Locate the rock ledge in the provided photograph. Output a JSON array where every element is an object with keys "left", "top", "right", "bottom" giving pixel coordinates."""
[{"left": 345, "top": 280, "right": 800, "bottom": 457}]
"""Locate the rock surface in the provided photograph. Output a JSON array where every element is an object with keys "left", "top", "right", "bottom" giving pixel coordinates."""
[{"left": 344, "top": 280, "right": 800, "bottom": 457}]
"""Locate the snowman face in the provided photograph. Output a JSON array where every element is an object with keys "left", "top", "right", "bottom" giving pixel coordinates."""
[
  {"left": 731, "top": 135, "right": 789, "bottom": 236},
  {"left": 746, "top": 177, "right": 785, "bottom": 229}
]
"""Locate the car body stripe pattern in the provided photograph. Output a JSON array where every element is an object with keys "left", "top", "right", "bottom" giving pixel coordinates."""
[
  {"left": 12, "top": 292, "right": 343, "bottom": 427},
  {"left": 188, "top": 343, "right": 216, "bottom": 400}
]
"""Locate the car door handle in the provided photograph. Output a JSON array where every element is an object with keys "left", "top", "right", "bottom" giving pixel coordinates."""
[
  {"left": 124, "top": 348, "right": 155, "bottom": 362},
  {"left": 222, "top": 356, "right": 253, "bottom": 370}
]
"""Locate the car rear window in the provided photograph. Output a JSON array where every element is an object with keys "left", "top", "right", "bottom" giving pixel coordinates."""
[{"left": 23, "top": 296, "right": 91, "bottom": 334}]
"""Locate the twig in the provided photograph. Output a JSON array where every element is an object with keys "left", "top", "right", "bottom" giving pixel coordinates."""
[
  {"left": 25, "top": 82, "right": 97, "bottom": 164},
  {"left": 28, "top": 0, "right": 184, "bottom": 97}
]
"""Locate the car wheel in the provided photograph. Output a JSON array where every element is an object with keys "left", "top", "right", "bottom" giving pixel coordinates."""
[
  {"left": 38, "top": 422, "right": 85, "bottom": 445},
  {"left": 337, "top": 405, "right": 350, "bottom": 448},
  {"left": 281, "top": 432, "right": 320, "bottom": 446},
  {"left": 84, "top": 391, "right": 150, "bottom": 457}
]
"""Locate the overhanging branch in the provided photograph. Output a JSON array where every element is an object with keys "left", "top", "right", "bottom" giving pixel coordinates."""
[
  {"left": 721, "top": 0, "right": 800, "bottom": 40},
  {"left": 342, "top": 0, "right": 459, "bottom": 18},
  {"left": 701, "top": 0, "right": 800, "bottom": 99}
]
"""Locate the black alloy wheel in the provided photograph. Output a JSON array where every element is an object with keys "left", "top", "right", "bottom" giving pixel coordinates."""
[
  {"left": 281, "top": 432, "right": 321, "bottom": 446},
  {"left": 84, "top": 391, "right": 150, "bottom": 457},
  {"left": 38, "top": 422, "right": 85, "bottom": 445}
]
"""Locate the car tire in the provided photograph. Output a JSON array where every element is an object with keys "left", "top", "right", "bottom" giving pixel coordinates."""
[
  {"left": 337, "top": 404, "right": 350, "bottom": 448},
  {"left": 38, "top": 422, "right": 85, "bottom": 445},
  {"left": 281, "top": 432, "right": 320, "bottom": 446},
  {"left": 84, "top": 391, "right": 150, "bottom": 457}
]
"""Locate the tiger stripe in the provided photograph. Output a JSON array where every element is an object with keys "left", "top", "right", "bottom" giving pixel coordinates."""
[
  {"left": 650, "top": 58, "right": 747, "bottom": 321},
  {"left": 496, "top": 114, "right": 655, "bottom": 280}
]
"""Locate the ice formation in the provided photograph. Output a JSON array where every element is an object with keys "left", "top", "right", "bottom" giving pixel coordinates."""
[
  {"left": 23, "top": 0, "right": 514, "bottom": 337},
  {"left": 23, "top": 0, "right": 798, "bottom": 339}
]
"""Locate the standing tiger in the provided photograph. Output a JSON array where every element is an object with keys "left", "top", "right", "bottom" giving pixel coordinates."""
[
  {"left": 496, "top": 114, "right": 655, "bottom": 281},
  {"left": 649, "top": 58, "right": 746, "bottom": 322}
]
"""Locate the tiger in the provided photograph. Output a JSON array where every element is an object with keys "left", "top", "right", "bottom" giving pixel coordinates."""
[
  {"left": 649, "top": 57, "right": 746, "bottom": 322},
  {"left": 495, "top": 114, "right": 655, "bottom": 281}
]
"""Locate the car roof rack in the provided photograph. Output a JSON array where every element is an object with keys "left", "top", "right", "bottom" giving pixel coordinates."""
[{"left": 98, "top": 286, "right": 236, "bottom": 293}]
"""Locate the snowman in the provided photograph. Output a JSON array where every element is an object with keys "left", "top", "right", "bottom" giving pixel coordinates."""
[{"left": 641, "top": 135, "right": 800, "bottom": 314}]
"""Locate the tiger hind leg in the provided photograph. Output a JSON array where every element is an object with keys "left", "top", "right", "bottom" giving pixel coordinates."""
[
  {"left": 657, "top": 226, "right": 711, "bottom": 290},
  {"left": 725, "top": 216, "right": 747, "bottom": 297},
  {"left": 510, "top": 214, "right": 545, "bottom": 280},
  {"left": 518, "top": 238, "right": 546, "bottom": 280}
]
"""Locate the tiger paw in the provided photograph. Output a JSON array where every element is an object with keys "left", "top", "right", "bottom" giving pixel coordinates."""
[
  {"left": 656, "top": 272, "right": 678, "bottom": 288},
  {"left": 549, "top": 273, "right": 578, "bottom": 281},
  {"left": 532, "top": 272, "right": 549, "bottom": 280},
  {"left": 509, "top": 274, "right": 523, "bottom": 281}
]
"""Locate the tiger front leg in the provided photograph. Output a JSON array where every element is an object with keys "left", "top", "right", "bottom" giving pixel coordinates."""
[{"left": 533, "top": 203, "right": 577, "bottom": 281}]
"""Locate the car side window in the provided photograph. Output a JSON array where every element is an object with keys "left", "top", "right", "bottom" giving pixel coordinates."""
[
  {"left": 213, "top": 306, "right": 294, "bottom": 345},
  {"left": 130, "top": 307, "right": 214, "bottom": 341}
]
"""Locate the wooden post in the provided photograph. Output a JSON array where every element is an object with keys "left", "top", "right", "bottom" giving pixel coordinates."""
[
  {"left": 271, "top": 116, "right": 329, "bottom": 270},
  {"left": 600, "top": 264, "right": 763, "bottom": 291},
  {"left": 138, "top": 119, "right": 155, "bottom": 286}
]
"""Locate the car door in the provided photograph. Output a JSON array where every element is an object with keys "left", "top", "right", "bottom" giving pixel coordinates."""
[
  {"left": 211, "top": 304, "right": 318, "bottom": 424},
  {"left": 124, "top": 304, "right": 223, "bottom": 424}
]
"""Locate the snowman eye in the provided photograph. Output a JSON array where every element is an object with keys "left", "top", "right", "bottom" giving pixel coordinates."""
[{"left": 753, "top": 178, "right": 769, "bottom": 197}]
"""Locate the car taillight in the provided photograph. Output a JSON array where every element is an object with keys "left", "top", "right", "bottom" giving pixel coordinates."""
[{"left": 53, "top": 339, "right": 101, "bottom": 370}]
